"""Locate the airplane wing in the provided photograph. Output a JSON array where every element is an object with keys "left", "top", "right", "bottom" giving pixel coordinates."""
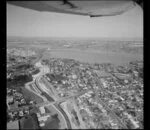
[{"left": 8, "top": 0, "right": 138, "bottom": 17}]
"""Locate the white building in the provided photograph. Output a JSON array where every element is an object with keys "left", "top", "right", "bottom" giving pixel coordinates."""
[
  {"left": 39, "top": 106, "right": 45, "bottom": 114},
  {"left": 38, "top": 115, "right": 50, "bottom": 122},
  {"left": 40, "top": 122, "right": 45, "bottom": 127}
]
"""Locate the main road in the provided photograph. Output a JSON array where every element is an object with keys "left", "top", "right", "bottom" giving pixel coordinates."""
[{"left": 26, "top": 61, "right": 74, "bottom": 129}]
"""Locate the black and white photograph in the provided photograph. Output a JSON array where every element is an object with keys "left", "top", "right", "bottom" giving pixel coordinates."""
[{"left": 7, "top": 0, "right": 143, "bottom": 129}]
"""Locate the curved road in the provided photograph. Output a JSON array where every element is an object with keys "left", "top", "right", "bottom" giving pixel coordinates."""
[
  {"left": 54, "top": 103, "right": 72, "bottom": 129},
  {"left": 25, "top": 61, "right": 73, "bottom": 129}
]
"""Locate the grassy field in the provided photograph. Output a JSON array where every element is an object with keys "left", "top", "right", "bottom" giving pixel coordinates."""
[
  {"left": 42, "top": 114, "right": 60, "bottom": 129},
  {"left": 20, "top": 113, "right": 40, "bottom": 129},
  {"left": 21, "top": 87, "right": 43, "bottom": 104},
  {"left": 44, "top": 105, "right": 67, "bottom": 129}
]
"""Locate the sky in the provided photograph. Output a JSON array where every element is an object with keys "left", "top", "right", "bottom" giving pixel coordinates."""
[{"left": 7, "top": 3, "right": 143, "bottom": 39}]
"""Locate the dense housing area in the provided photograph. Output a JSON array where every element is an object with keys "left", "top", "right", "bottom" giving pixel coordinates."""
[{"left": 7, "top": 47, "right": 143, "bottom": 129}]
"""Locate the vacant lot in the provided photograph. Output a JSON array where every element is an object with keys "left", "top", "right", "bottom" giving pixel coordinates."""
[
  {"left": 44, "top": 105, "right": 67, "bottom": 129},
  {"left": 42, "top": 114, "right": 60, "bottom": 129},
  {"left": 21, "top": 87, "right": 43, "bottom": 104},
  {"left": 20, "top": 113, "right": 40, "bottom": 129}
]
